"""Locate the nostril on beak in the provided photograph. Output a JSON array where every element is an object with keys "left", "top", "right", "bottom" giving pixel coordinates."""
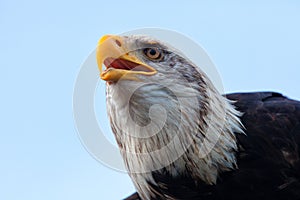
[{"left": 115, "top": 39, "right": 122, "bottom": 47}]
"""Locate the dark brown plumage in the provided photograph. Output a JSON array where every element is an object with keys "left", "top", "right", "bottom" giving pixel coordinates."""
[{"left": 124, "top": 92, "right": 300, "bottom": 200}]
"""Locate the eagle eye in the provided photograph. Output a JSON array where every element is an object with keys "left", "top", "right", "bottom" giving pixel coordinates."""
[{"left": 143, "top": 48, "right": 163, "bottom": 61}]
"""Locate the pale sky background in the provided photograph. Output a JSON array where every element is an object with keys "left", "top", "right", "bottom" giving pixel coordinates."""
[{"left": 1, "top": 1, "right": 300, "bottom": 200}]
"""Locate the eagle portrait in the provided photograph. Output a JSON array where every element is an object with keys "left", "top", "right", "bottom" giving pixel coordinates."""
[{"left": 96, "top": 34, "right": 300, "bottom": 200}]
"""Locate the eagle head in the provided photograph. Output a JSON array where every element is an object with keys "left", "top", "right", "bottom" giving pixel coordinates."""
[{"left": 96, "top": 34, "right": 204, "bottom": 85}]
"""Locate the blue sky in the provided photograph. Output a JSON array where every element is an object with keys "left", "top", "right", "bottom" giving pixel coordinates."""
[{"left": 1, "top": 1, "right": 300, "bottom": 200}]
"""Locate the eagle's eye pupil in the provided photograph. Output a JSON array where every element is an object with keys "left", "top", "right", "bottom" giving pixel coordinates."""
[
  {"left": 144, "top": 48, "right": 162, "bottom": 60},
  {"left": 149, "top": 49, "right": 156, "bottom": 55}
]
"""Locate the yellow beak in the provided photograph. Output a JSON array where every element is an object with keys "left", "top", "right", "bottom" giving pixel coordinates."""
[{"left": 96, "top": 35, "right": 157, "bottom": 82}]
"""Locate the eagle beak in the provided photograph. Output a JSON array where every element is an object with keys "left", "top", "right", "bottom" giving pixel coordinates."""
[{"left": 96, "top": 35, "right": 157, "bottom": 82}]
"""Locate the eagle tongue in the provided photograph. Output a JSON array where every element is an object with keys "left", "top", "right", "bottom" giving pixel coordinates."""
[{"left": 104, "top": 57, "right": 141, "bottom": 71}]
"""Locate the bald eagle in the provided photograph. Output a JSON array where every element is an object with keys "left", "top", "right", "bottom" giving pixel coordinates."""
[{"left": 96, "top": 35, "right": 300, "bottom": 200}]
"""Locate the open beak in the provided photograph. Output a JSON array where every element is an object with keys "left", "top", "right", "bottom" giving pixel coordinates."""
[{"left": 96, "top": 35, "right": 157, "bottom": 82}]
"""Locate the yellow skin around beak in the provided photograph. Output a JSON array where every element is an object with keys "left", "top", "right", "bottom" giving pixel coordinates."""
[{"left": 96, "top": 35, "right": 157, "bottom": 82}]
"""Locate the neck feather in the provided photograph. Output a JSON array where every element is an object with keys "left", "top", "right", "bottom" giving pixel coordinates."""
[{"left": 106, "top": 76, "right": 243, "bottom": 199}]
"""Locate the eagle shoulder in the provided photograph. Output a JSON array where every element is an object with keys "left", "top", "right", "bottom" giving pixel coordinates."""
[{"left": 124, "top": 92, "right": 300, "bottom": 200}]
